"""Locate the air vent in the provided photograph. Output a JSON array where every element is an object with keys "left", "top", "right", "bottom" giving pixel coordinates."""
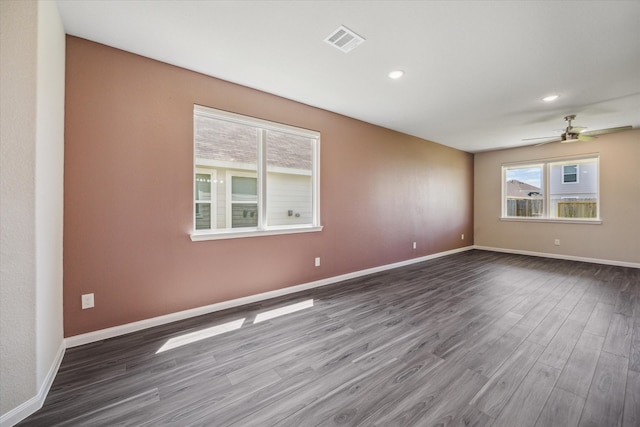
[{"left": 324, "top": 25, "right": 365, "bottom": 53}]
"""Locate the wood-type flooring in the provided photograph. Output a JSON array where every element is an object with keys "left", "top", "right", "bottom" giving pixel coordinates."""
[{"left": 17, "top": 250, "right": 640, "bottom": 426}]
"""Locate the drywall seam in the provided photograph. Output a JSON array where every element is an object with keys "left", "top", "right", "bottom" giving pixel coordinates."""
[{"left": 65, "top": 245, "right": 474, "bottom": 348}]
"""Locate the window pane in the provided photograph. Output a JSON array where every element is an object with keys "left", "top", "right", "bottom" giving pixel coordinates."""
[
  {"left": 195, "top": 203, "right": 211, "bottom": 230},
  {"left": 231, "top": 203, "right": 258, "bottom": 228},
  {"left": 195, "top": 116, "right": 258, "bottom": 168},
  {"left": 195, "top": 173, "right": 211, "bottom": 201},
  {"left": 550, "top": 160, "right": 597, "bottom": 218},
  {"left": 562, "top": 165, "right": 578, "bottom": 183},
  {"left": 232, "top": 176, "right": 257, "bottom": 202},
  {"left": 505, "top": 166, "right": 543, "bottom": 217},
  {"left": 265, "top": 130, "right": 313, "bottom": 226},
  {"left": 195, "top": 114, "right": 258, "bottom": 230}
]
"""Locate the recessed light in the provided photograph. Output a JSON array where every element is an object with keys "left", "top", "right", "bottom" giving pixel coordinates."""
[
  {"left": 543, "top": 94, "right": 559, "bottom": 102},
  {"left": 388, "top": 70, "right": 404, "bottom": 79}
]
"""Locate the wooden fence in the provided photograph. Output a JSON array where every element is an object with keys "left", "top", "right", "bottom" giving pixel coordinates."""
[
  {"left": 507, "top": 198, "right": 597, "bottom": 218},
  {"left": 557, "top": 201, "right": 597, "bottom": 218},
  {"left": 506, "top": 198, "right": 543, "bottom": 217}
]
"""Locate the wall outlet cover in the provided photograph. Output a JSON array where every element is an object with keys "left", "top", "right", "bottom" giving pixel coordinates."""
[{"left": 82, "top": 293, "right": 95, "bottom": 309}]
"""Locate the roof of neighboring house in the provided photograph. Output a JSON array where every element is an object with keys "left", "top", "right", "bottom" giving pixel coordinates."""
[
  {"left": 195, "top": 116, "right": 312, "bottom": 171},
  {"left": 506, "top": 179, "right": 542, "bottom": 198}
]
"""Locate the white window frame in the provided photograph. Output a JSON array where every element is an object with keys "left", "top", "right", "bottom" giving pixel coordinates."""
[
  {"left": 191, "top": 105, "right": 322, "bottom": 241},
  {"left": 501, "top": 155, "right": 601, "bottom": 224}
]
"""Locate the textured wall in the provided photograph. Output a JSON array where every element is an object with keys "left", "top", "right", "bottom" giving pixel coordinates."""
[
  {"left": 0, "top": 0, "right": 65, "bottom": 418},
  {"left": 1, "top": 0, "right": 39, "bottom": 415},
  {"left": 63, "top": 36, "right": 474, "bottom": 337},
  {"left": 475, "top": 129, "right": 640, "bottom": 264}
]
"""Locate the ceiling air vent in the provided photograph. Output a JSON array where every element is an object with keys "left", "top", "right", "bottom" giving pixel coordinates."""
[{"left": 324, "top": 25, "right": 365, "bottom": 53}]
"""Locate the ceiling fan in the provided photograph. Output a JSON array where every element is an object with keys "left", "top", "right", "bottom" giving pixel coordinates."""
[{"left": 523, "top": 114, "right": 632, "bottom": 146}]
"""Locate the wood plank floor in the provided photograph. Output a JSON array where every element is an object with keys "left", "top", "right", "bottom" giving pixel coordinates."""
[{"left": 18, "top": 250, "right": 640, "bottom": 426}]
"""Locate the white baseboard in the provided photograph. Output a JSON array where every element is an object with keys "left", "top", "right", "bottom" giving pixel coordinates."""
[
  {"left": 473, "top": 245, "right": 640, "bottom": 269},
  {"left": 65, "top": 245, "right": 474, "bottom": 348},
  {"left": 0, "top": 340, "right": 65, "bottom": 427}
]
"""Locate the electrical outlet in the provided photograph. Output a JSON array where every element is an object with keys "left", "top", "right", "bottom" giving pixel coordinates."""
[
  {"left": 461, "top": 234, "right": 464, "bottom": 240},
  {"left": 412, "top": 242, "right": 417, "bottom": 249},
  {"left": 554, "top": 239, "right": 560, "bottom": 246},
  {"left": 315, "top": 257, "right": 321, "bottom": 267},
  {"left": 81, "top": 293, "right": 94, "bottom": 309}
]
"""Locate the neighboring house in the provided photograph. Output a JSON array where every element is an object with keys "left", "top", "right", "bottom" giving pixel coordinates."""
[
  {"left": 549, "top": 160, "right": 598, "bottom": 218},
  {"left": 549, "top": 161, "right": 597, "bottom": 197},
  {"left": 506, "top": 179, "right": 541, "bottom": 198},
  {"left": 505, "top": 179, "right": 542, "bottom": 217}
]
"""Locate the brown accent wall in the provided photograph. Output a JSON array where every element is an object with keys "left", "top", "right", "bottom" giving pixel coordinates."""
[{"left": 64, "top": 36, "right": 474, "bottom": 337}]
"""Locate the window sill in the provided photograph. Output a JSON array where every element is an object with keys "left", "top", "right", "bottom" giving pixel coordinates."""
[
  {"left": 500, "top": 217, "right": 602, "bottom": 225},
  {"left": 190, "top": 225, "right": 323, "bottom": 241}
]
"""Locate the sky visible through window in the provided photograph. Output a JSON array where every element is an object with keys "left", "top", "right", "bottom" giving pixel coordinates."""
[{"left": 506, "top": 167, "right": 541, "bottom": 189}]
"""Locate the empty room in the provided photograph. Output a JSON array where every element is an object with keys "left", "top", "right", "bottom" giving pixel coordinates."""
[{"left": 1, "top": 1, "right": 639, "bottom": 426}]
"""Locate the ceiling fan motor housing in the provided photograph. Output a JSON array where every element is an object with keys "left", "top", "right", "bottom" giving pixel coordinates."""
[{"left": 562, "top": 132, "right": 581, "bottom": 142}]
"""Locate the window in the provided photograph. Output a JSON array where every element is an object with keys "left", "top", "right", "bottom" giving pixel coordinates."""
[
  {"left": 503, "top": 164, "right": 544, "bottom": 217},
  {"left": 228, "top": 172, "right": 258, "bottom": 228},
  {"left": 502, "top": 156, "right": 599, "bottom": 221},
  {"left": 562, "top": 164, "right": 578, "bottom": 183},
  {"left": 192, "top": 105, "right": 321, "bottom": 240},
  {"left": 195, "top": 169, "right": 216, "bottom": 230}
]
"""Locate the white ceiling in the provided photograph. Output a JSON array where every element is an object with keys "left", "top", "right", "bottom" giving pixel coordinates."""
[{"left": 56, "top": 0, "right": 640, "bottom": 153}]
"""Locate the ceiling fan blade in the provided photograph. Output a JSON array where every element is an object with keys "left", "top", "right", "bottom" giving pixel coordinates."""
[
  {"left": 581, "top": 125, "right": 632, "bottom": 136},
  {"left": 522, "top": 136, "right": 558, "bottom": 141},
  {"left": 578, "top": 134, "right": 596, "bottom": 142},
  {"left": 561, "top": 138, "right": 581, "bottom": 144},
  {"left": 534, "top": 138, "right": 562, "bottom": 146}
]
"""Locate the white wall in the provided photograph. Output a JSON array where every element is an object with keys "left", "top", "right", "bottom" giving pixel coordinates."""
[
  {"left": 0, "top": 0, "right": 38, "bottom": 416},
  {"left": 0, "top": 0, "right": 65, "bottom": 423},
  {"left": 474, "top": 129, "right": 640, "bottom": 265},
  {"left": 35, "top": 0, "right": 65, "bottom": 393}
]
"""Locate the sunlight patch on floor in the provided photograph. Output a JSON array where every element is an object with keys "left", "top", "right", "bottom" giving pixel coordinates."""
[
  {"left": 156, "top": 318, "right": 245, "bottom": 353},
  {"left": 254, "top": 299, "right": 314, "bottom": 324}
]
